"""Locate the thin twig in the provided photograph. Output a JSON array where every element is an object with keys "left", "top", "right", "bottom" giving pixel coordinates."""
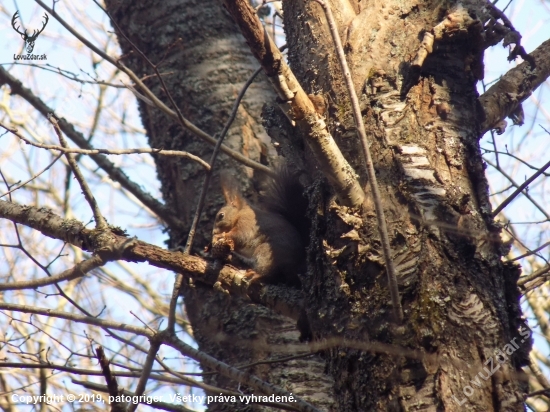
[
  {"left": 48, "top": 114, "right": 108, "bottom": 230},
  {"left": 507, "top": 240, "right": 550, "bottom": 263},
  {"left": 35, "top": 0, "right": 273, "bottom": 177},
  {"left": 168, "top": 66, "right": 263, "bottom": 332},
  {"left": 0, "top": 255, "right": 103, "bottom": 291},
  {"left": 127, "top": 341, "right": 160, "bottom": 412},
  {"left": 163, "top": 333, "right": 321, "bottom": 412},
  {"left": 95, "top": 346, "right": 126, "bottom": 412},
  {"left": 0, "top": 65, "right": 184, "bottom": 229},
  {"left": 492, "top": 157, "right": 550, "bottom": 217},
  {"left": 0, "top": 122, "right": 210, "bottom": 170},
  {"left": 7, "top": 62, "right": 125, "bottom": 87},
  {"left": 528, "top": 351, "right": 550, "bottom": 390},
  {"left": 485, "top": 159, "right": 550, "bottom": 220},
  {"left": 482, "top": 147, "right": 550, "bottom": 178},
  {"left": 312, "top": 0, "right": 403, "bottom": 322},
  {"left": 518, "top": 265, "right": 550, "bottom": 289},
  {"left": 502, "top": 226, "right": 548, "bottom": 266},
  {"left": 0, "top": 151, "right": 63, "bottom": 199},
  {"left": 0, "top": 302, "right": 154, "bottom": 336}
]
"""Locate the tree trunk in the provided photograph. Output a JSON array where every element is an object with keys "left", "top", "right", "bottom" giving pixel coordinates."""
[
  {"left": 105, "top": 0, "right": 530, "bottom": 410},
  {"left": 281, "top": 1, "right": 529, "bottom": 410},
  {"left": 104, "top": 0, "right": 335, "bottom": 410}
]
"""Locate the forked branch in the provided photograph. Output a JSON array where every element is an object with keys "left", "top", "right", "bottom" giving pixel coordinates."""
[{"left": 222, "top": 0, "right": 366, "bottom": 207}]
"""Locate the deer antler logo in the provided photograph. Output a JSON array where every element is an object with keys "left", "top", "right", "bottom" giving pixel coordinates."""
[{"left": 11, "top": 11, "right": 49, "bottom": 54}]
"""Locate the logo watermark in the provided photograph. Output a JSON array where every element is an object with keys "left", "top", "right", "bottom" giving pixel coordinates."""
[
  {"left": 452, "top": 324, "right": 531, "bottom": 405},
  {"left": 11, "top": 10, "right": 48, "bottom": 60}
]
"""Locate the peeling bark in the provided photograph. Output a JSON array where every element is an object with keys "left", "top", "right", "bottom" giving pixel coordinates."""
[
  {"left": 97, "top": 0, "right": 542, "bottom": 410},
  {"left": 283, "top": 0, "right": 529, "bottom": 410}
]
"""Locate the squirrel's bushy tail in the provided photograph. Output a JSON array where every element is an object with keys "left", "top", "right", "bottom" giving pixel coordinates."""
[{"left": 260, "top": 164, "right": 310, "bottom": 246}]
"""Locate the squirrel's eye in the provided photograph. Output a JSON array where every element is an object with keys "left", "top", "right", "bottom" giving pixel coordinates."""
[{"left": 217, "top": 212, "right": 225, "bottom": 221}]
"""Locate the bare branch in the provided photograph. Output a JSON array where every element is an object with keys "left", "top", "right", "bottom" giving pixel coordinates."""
[
  {"left": 0, "top": 65, "right": 184, "bottom": 229},
  {"left": 127, "top": 341, "right": 159, "bottom": 412},
  {"left": 492, "top": 157, "right": 550, "bottom": 217},
  {"left": 0, "top": 151, "right": 63, "bottom": 199},
  {"left": 222, "top": 0, "right": 366, "bottom": 207},
  {"left": 9, "top": 62, "right": 127, "bottom": 87},
  {"left": 518, "top": 265, "right": 550, "bottom": 291},
  {"left": 507, "top": 240, "right": 550, "bottom": 263},
  {"left": 485, "top": 159, "right": 550, "bottom": 220},
  {"left": 0, "top": 255, "right": 103, "bottom": 291},
  {"left": 0, "top": 302, "right": 153, "bottom": 336},
  {"left": 479, "top": 38, "right": 550, "bottom": 135},
  {"left": 49, "top": 114, "right": 108, "bottom": 230},
  {"left": 0, "top": 122, "right": 210, "bottom": 170},
  {"left": 0, "top": 200, "right": 304, "bottom": 320},
  {"left": 528, "top": 351, "right": 550, "bottom": 390},
  {"left": 1, "top": 309, "right": 318, "bottom": 412},
  {"left": 0, "top": 361, "right": 251, "bottom": 397},
  {"left": 34, "top": 0, "right": 274, "bottom": 178},
  {"left": 95, "top": 346, "right": 126, "bottom": 412}
]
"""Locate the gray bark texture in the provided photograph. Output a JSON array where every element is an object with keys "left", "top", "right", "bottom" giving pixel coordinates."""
[{"left": 104, "top": 0, "right": 534, "bottom": 410}]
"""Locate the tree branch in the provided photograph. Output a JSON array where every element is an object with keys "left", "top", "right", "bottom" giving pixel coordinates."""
[
  {"left": 0, "top": 122, "right": 210, "bottom": 170},
  {"left": 95, "top": 346, "right": 126, "bottom": 412},
  {"left": 0, "top": 151, "right": 63, "bottom": 199},
  {"left": 0, "top": 65, "right": 185, "bottom": 230},
  {"left": 49, "top": 115, "right": 109, "bottom": 230},
  {"left": 127, "top": 341, "right": 160, "bottom": 412},
  {"left": 479, "top": 38, "right": 550, "bottom": 135},
  {"left": 518, "top": 264, "right": 550, "bottom": 291},
  {"left": 0, "top": 255, "right": 104, "bottom": 291},
  {"left": 0, "top": 302, "right": 153, "bottom": 336},
  {"left": 0, "top": 199, "right": 304, "bottom": 320},
  {"left": 485, "top": 159, "right": 550, "bottom": 220},
  {"left": 2, "top": 304, "right": 317, "bottom": 411},
  {"left": 492, "top": 156, "right": 550, "bottom": 217},
  {"left": 222, "top": 0, "right": 366, "bottom": 207},
  {"left": 34, "top": 0, "right": 274, "bottom": 178}
]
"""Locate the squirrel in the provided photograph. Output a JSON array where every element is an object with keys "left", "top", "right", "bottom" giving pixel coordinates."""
[{"left": 210, "top": 164, "right": 309, "bottom": 288}]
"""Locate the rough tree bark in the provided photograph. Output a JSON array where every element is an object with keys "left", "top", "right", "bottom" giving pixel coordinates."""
[
  {"left": 103, "top": 0, "right": 542, "bottom": 410},
  {"left": 104, "top": 0, "right": 335, "bottom": 410}
]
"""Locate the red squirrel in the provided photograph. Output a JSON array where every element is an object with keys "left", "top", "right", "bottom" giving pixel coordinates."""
[{"left": 210, "top": 165, "right": 308, "bottom": 287}]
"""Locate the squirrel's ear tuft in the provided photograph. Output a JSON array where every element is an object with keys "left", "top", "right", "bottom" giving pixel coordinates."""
[{"left": 220, "top": 173, "right": 244, "bottom": 208}]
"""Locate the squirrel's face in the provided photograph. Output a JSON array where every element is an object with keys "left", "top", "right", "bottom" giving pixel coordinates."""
[{"left": 212, "top": 204, "right": 237, "bottom": 235}]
